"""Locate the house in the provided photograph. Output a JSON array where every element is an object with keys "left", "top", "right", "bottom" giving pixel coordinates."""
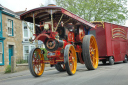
[
  {"left": 0, "top": 4, "right": 23, "bottom": 72},
  {"left": 0, "top": 4, "right": 45, "bottom": 72}
]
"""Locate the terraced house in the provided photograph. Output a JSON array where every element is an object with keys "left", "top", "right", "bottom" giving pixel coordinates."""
[
  {"left": 0, "top": 4, "right": 45, "bottom": 72},
  {"left": 0, "top": 4, "right": 23, "bottom": 72}
]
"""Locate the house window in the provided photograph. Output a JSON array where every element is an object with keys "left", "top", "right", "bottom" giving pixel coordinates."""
[
  {"left": 0, "top": 42, "right": 3, "bottom": 64},
  {"left": 24, "top": 22, "right": 28, "bottom": 37},
  {"left": 8, "top": 19, "right": 13, "bottom": 36},
  {"left": 30, "top": 23, "right": 33, "bottom": 37},
  {"left": 31, "top": 46, "right": 35, "bottom": 50},
  {"left": 24, "top": 46, "right": 29, "bottom": 60},
  {"left": 38, "top": 45, "right": 41, "bottom": 48},
  {"left": 0, "top": 14, "right": 1, "bottom": 32},
  {"left": 23, "top": 45, "right": 35, "bottom": 60}
]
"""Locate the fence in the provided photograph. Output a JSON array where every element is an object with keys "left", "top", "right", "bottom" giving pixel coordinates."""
[
  {"left": 16, "top": 56, "right": 28, "bottom": 64},
  {"left": 16, "top": 54, "right": 48, "bottom": 64}
]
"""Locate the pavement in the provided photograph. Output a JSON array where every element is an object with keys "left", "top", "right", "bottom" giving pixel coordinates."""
[
  {"left": 0, "top": 62, "right": 128, "bottom": 85},
  {"left": 0, "top": 63, "right": 84, "bottom": 80},
  {"left": 0, "top": 65, "right": 55, "bottom": 80}
]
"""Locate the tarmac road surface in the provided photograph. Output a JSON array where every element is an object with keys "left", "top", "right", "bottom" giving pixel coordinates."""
[{"left": 0, "top": 62, "right": 128, "bottom": 85}]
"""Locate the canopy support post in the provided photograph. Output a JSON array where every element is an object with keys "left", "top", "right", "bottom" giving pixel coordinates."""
[
  {"left": 51, "top": 10, "right": 54, "bottom": 32},
  {"left": 55, "top": 14, "right": 64, "bottom": 31},
  {"left": 33, "top": 13, "right": 36, "bottom": 34},
  {"left": 33, "top": 13, "right": 38, "bottom": 47}
]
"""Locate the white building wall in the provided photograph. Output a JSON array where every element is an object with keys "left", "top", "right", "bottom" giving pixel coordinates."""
[{"left": 22, "top": 21, "right": 45, "bottom": 60}]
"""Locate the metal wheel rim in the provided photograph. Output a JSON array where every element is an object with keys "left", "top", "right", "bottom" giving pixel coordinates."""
[
  {"left": 68, "top": 46, "right": 77, "bottom": 74},
  {"left": 32, "top": 49, "right": 45, "bottom": 76},
  {"left": 89, "top": 36, "right": 99, "bottom": 69}
]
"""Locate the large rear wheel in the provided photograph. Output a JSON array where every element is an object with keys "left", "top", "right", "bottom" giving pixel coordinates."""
[
  {"left": 64, "top": 45, "right": 77, "bottom": 75},
  {"left": 28, "top": 48, "right": 45, "bottom": 77},
  {"left": 82, "top": 35, "right": 99, "bottom": 70}
]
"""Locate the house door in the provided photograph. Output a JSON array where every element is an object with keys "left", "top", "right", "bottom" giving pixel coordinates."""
[{"left": 9, "top": 45, "right": 13, "bottom": 65}]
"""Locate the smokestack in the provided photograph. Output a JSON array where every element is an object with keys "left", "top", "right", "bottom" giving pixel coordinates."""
[
  {"left": 45, "top": 0, "right": 56, "bottom": 6},
  {"left": 48, "top": 4, "right": 56, "bottom": 6}
]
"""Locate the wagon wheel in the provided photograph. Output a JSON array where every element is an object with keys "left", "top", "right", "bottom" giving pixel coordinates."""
[
  {"left": 55, "top": 63, "right": 66, "bottom": 72},
  {"left": 109, "top": 56, "right": 114, "bottom": 65},
  {"left": 64, "top": 45, "right": 77, "bottom": 75},
  {"left": 28, "top": 48, "right": 45, "bottom": 77},
  {"left": 123, "top": 55, "right": 128, "bottom": 63},
  {"left": 82, "top": 35, "right": 99, "bottom": 70}
]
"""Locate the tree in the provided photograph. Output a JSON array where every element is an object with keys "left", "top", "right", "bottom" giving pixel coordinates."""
[{"left": 55, "top": 0, "right": 128, "bottom": 25}]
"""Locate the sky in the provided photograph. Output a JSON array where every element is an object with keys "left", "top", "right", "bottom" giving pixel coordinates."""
[
  {"left": 0, "top": 0, "right": 56, "bottom": 12},
  {"left": 0, "top": 0, "right": 128, "bottom": 26}
]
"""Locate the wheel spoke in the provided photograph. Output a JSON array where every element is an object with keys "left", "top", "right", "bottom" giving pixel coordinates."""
[
  {"left": 92, "top": 62, "right": 94, "bottom": 66},
  {"left": 33, "top": 65, "right": 35, "bottom": 71},
  {"left": 94, "top": 48, "right": 96, "bottom": 51},
  {"left": 33, "top": 55, "right": 37, "bottom": 60},
  {"left": 93, "top": 57, "right": 96, "bottom": 61},
  {"left": 90, "top": 38, "right": 97, "bottom": 67},
  {"left": 70, "top": 63, "right": 73, "bottom": 70},
  {"left": 90, "top": 39, "right": 94, "bottom": 46}
]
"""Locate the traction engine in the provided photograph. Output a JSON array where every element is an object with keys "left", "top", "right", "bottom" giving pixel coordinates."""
[{"left": 20, "top": 5, "right": 99, "bottom": 77}]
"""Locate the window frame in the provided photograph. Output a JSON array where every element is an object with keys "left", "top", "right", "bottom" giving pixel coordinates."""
[
  {"left": 23, "top": 45, "right": 35, "bottom": 60},
  {"left": 30, "top": 23, "right": 33, "bottom": 38},
  {"left": 7, "top": 19, "right": 13, "bottom": 36},
  {"left": 0, "top": 41, "right": 4, "bottom": 65},
  {"left": 0, "top": 10, "right": 2, "bottom": 36},
  {"left": 23, "top": 46, "right": 29, "bottom": 60},
  {"left": 23, "top": 21, "right": 29, "bottom": 38},
  {"left": 0, "top": 13, "right": 1, "bottom": 32}
]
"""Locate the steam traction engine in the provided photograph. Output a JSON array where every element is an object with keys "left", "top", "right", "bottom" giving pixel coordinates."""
[{"left": 20, "top": 5, "right": 99, "bottom": 77}]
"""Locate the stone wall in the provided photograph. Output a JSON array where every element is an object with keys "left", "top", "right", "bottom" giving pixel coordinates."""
[{"left": 0, "top": 14, "right": 23, "bottom": 72}]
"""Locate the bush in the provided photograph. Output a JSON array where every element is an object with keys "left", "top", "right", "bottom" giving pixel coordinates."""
[
  {"left": 40, "top": 48, "right": 48, "bottom": 60},
  {"left": 5, "top": 65, "right": 11, "bottom": 73}
]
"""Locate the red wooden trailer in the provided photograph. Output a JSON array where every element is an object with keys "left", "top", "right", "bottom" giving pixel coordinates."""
[{"left": 90, "top": 21, "right": 128, "bottom": 65}]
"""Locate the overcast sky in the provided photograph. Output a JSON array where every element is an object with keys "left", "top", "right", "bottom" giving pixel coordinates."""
[{"left": 0, "top": 0, "right": 128, "bottom": 26}]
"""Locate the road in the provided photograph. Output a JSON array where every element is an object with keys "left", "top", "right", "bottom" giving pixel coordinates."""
[{"left": 0, "top": 62, "right": 128, "bottom": 85}]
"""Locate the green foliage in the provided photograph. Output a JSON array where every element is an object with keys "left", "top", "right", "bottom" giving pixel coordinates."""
[
  {"left": 55, "top": 0, "right": 128, "bottom": 25},
  {"left": 5, "top": 65, "right": 11, "bottom": 73},
  {"left": 40, "top": 48, "right": 48, "bottom": 60},
  {"left": 16, "top": 60, "right": 28, "bottom": 64}
]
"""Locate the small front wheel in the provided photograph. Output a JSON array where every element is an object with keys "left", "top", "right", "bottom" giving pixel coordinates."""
[
  {"left": 28, "top": 48, "right": 45, "bottom": 77},
  {"left": 64, "top": 45, "right": 77, "bottom": 75}
]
